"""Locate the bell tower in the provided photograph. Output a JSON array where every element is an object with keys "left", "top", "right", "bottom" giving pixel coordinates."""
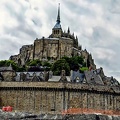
[{"left": 52, "top": 3, "right": 62, "bottom": 38}]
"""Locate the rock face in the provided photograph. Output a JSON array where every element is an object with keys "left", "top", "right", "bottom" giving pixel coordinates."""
[
  {"left": 63, "top": 114, "right": 120, "bottom": 120},
  {"left": 0, "top": 110, "right": 119, "bottom": 120}
]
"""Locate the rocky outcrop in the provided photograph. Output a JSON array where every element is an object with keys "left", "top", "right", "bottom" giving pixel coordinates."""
[{"left": 63, "top": 114, "right": 120, "bottom": 120}]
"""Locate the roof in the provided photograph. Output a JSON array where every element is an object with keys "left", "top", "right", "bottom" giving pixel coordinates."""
[
  {"left": 7, "top": 68, "right": 120, "bottom": 87},
  {"left": 84, "top": 70, "right": 105, "bottom": 85},
  {"left": 46, "top": 38, "right": 60, "bottom": 40},
  {"left": 53, "top": 22, "right": 61, "bottom": 29},
  {"left": 0, "top": 65, "right": 13, "bottom": 72},
  {"left": 15, "top": 72, "right": 70, "bottom": 82}
]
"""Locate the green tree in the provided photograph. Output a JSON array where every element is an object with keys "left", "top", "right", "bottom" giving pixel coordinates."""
[
  {"left": 51, "top": 59, "right": 70, "bottom": 76},
  {"left": 80, "top": 67, "right": 88, "bottom": 73},
  {"left": 0, "top": 60, "right": 26, "bottom": 72},
  {"left": 27, "top": 59, "right": 42, "bottom": 66},
  {"left": 0, "top": 60, "right": 6, "bottom": 67},
  {"left": 42, "top": 61, "right": 52, "bottom": 71},
  {"left": 42, "top": 61, "right": 52, "bottom": 67},
  {"left": 62, "top": 56, "right": 85, "bottom": 70}
]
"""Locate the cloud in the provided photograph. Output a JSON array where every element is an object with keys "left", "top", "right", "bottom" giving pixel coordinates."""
[{"left": 0, "top": 0, "right": 120, "bottom": 82}]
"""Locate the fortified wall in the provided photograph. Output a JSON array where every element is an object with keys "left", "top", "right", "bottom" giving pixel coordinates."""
[{"left": 0, "top": 82, "right": 120, "bottom": 115}]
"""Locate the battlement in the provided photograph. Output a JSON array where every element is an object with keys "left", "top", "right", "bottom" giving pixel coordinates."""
[{"left": 0, "top": 82, "right": 119, "bottom": 94}]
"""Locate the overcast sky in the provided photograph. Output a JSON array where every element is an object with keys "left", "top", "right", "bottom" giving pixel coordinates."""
[{"left": 0, "top": 0, "right": 120, "bottom": 82}]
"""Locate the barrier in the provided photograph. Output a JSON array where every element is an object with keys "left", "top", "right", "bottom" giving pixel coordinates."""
[
  {"left": 2, "top": 106, "right": 12, "bottom": 112},
  {"left": 62, "top": 108, "right": 120, "bottom": 116}
]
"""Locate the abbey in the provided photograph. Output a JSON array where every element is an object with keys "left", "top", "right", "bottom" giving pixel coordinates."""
[{"left": 10, "top": 5, "right": 95, "bottom": 69}]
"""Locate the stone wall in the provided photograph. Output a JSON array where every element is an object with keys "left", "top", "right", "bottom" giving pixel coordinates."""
[
  {"left": 10, "top": 36, "right": 96, "bottom": 68},
  {"left": 0, "top": 82, "right": 119, "bottom": 115},
  {"left": 2, "top": 71, "right": 16, "bottom": 81},
  {"left": 34, "top": 38, "right": 73, "bottom": 60}
]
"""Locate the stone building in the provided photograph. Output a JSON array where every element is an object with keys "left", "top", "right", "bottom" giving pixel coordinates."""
[
  {"left": 10, "top": 4, "right": 95, "bottom": 69},
  {"left": 0, "top": 64, "right": 16, "bottom": 81}
]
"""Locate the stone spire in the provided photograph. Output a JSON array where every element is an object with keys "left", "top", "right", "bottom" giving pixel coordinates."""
[
  {"left": 73, "top": 32, "right": 74, "bottom": 36},
  {"left": 53, "top": 3, "right": 62, "bottom": 29},
  {"left": 52, "top": 3, "right": 62, "bottom": 38},
  {"left": 57, "top": 3, "right": 60, "bottom": 23},
  {"left": 76, "top": 35, "right": 78, "bottom": 40},
  {"left": 68, "top": 27, "right": 70, "bottom": 34}
]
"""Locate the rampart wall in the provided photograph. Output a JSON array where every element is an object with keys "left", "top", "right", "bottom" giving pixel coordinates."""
[{"left": 0, "top": 82, "right": 120, "bottom": 115}]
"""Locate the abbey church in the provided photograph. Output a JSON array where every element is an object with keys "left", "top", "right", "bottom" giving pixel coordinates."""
[{"left": 10, "top": 4, "right": 95, "bottom": 69}]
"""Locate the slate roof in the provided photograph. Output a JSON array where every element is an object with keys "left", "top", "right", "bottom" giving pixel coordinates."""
[
  {"left": 53, "top": 22, "right": 61, "bottom": 29},
  {"left": 84, "top": 70, "right": 104, "bottom": 85},
  {"left": 70, "top": 70, "right": 84, "bottom": 83},
  {"left": 103, "top": 76, "right": 120, "bottom": 86},
  {"left": 5, "top": 67, "right": 119, "bottom": 87},
  {"left": 0, "top": 65, "right": 13, "bottom": 72},
  {"left": 15, "top": 72, "right": 70, "bottom": 82}
]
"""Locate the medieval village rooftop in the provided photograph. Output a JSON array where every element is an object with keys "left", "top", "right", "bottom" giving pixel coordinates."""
[{"left": 0, "top": 4, "right": 118, "bottom": 88}]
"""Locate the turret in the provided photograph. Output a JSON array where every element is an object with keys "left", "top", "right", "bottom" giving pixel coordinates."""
[{"left": 67, "top": 27, "right": 70, "bottom": 34}]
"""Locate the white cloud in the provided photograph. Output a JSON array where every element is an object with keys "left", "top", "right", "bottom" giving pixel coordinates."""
[{"left": 0, "top": 0, "right": 120, "bottom": 82}]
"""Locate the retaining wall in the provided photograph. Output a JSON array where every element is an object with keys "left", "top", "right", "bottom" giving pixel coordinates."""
[{"left": 0, "top": 82, "right": 120, "bottom": 115}]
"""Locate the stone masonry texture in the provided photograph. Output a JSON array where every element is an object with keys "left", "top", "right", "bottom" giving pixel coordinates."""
[{"left": 0, "top": 82, "right": 120, "bottom": 115}]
